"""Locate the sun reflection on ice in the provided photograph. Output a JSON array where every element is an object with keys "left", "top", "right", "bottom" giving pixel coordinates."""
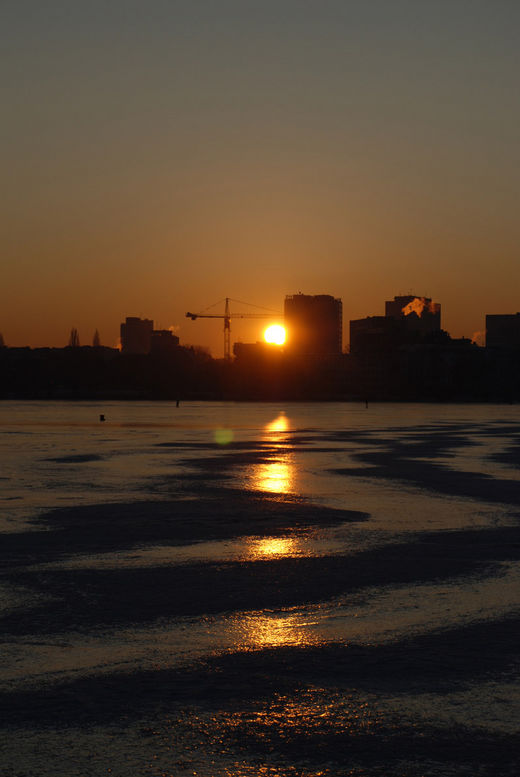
[
  {"left": 233, "top": 612, "right": 321, "bottom": 649},
  {"left": 252, "top": 413, "right": 295, "bottom": 495},
  {"left": 254, "top": 459, "right": 293, "bottom": 494},
  {"left": 246, "top": 536, "right": 300, "bottom": 559},
  {"left": 265, "top": 413, "right": 289, "bottom": 437}
]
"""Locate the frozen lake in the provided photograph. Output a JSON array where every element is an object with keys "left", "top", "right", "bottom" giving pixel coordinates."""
[{"left": 1, "top": 401, "right": 519, "bottom": 776}]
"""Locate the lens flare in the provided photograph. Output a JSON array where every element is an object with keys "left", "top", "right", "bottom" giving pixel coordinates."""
[
  {"left": 214, "top": 428, "right": 233, "bottom": 445},
  {"left": 264, "top": 324, "right": 286, "bottom": 345}
]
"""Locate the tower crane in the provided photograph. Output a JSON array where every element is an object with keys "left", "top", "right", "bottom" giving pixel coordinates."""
[{"left": 186, "top": 297, "right": 282, "bottom": 360}]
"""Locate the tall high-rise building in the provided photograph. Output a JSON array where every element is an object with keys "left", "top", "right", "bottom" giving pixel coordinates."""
[
  {"left": 486, "top": 313, "right": 520, "bottom": 348},
  {"left": 120, "top": 317, "right": 154, "bottom": 354},
  {"left": 284, "top": 294, "right": 342, "bottom": 355},
  {"left": 385, "top": 295, "right": 441, "bottom": 334}
]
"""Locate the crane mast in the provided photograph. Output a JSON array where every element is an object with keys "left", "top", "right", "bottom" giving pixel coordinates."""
[{"left": 224, "top": 297, "right": 230, "bottom": 362}]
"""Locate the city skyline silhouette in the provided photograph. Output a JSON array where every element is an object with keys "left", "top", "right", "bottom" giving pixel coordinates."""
[{"left": 2, "top": 1, "right": 520, "bottom": 353}]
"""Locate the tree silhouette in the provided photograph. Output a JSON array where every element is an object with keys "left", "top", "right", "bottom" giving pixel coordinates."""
[
  {"left": 0, "top": 333, "right": 5, "bottom": 348},
  {"left": 92, "top": 329, "right": 101, "bottom": 347},
  {"left": 68, "top": 328, "right": 80, "bottom": 347}
]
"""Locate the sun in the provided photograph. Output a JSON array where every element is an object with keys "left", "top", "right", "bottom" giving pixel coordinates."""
[{"left": 264, "top": 324, "right": 286, "bottom": 345}]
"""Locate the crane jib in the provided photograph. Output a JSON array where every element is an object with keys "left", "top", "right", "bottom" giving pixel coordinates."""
[{"left": 185, "top": 300, "right": 282, "bottom": 359}]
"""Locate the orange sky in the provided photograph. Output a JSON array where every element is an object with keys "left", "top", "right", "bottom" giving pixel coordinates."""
[{"left": 2, "top": 1, "right": 520, "bottom": 356}]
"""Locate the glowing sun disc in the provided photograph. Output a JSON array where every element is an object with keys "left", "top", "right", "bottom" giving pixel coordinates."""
[{"left": 264, "top": 324, "right": 286, "bottom": 345}]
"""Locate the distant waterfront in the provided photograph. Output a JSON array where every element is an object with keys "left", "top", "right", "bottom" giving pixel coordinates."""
[{"left": 2, "top": 340, "right": 520, "bottom": 402}]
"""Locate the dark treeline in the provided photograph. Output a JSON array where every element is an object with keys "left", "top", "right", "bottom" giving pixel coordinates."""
[{"left": 1, "top": 342, "right": 519, "bottom": 402}]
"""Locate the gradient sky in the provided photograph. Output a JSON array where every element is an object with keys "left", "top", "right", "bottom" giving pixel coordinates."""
[{"left": 2, "top": 0, "right": 519, "bottom": 355}]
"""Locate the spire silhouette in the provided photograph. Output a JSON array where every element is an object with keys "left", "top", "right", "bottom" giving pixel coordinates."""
[{"left": 68, "top": 328, "right": 80, "bottom": 347}]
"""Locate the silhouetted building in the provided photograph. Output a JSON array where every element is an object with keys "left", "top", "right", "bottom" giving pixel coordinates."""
[
  {"left": 350, "top": 295, "right": 443, "bottom": 355},
  {"left": 385, "top": 295, "right": 441, "bottom": 335},
  {"left": 349, "top": 316, "right": 403, "bottom": 354},
  {"left": 120, "top": 317, "right": 154, "bottom": 354},
  {"left": 233, "top": 342, "right": 271, "bottom": 360},
  {"left": 150, "top": 329, "right": 180, "bottom": 354},
  {"left": 486, "top": 313, "right": 520, "bottom": 348},
  {"left": 284, "top": 293, "right": 342, "bottom": 356}
]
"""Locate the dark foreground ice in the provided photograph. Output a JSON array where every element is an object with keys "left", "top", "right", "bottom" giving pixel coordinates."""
[{"left": 0, "top": 402, "right": 519, "bottom": 776}]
